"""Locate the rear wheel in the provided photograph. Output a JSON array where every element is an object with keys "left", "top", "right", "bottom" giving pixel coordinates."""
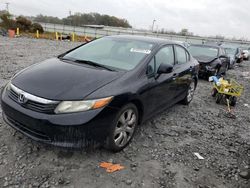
[
  {"left": 181, "top": 79, "right": 196, "bottom": 105},
  {"left": 229, "top": 62, "right": 235, "bottom": 69},
  {"left": 226, "top": 63, "right": 230, "bottom": 71},
  {"left": 106, "top": 103, "right": 138, "bottom": 152}
]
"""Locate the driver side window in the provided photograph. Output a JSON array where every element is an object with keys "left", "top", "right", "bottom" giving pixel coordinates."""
[{"left": 147, "top": 45, "right": 175, "bottom": 76}]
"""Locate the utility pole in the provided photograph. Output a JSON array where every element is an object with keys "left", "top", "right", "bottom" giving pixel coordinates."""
[
  {"left": 5, "top": 2, "right": 10, "bottom": 12},
  {"left": 69, "top": 10, "right": 72, "bottom": 26},
  {"left": 152, "top": 19, "right": 156, "bottom": 32}
]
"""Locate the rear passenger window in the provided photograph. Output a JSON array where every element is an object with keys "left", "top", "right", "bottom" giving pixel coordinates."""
[{"left": 176, "top": 46, "right": 188, "bottom": 64}]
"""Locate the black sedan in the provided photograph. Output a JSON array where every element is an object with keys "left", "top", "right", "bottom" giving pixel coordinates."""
[
  {"left": 1, "top": 35, "right": 199, "bottom": 151},
  {"left": 188, "top": 44, "right": 230, "bottom": 79}
]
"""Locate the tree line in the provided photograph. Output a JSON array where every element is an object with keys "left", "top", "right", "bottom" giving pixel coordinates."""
[
  {"left": 0, "top": 10, "right": 44, "bottom": 33},
  {"left": 33, "top": 13, "right": 132, "bottom": 28}
]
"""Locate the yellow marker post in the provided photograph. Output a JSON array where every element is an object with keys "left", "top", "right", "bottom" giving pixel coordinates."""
[
  {"left": 55, "top": 32, "right": 58, "bottom": 40},
  {"left": 36, "top": 30, "right": 39, "bottom": 39},
  {"left": 16, "top": 28, "right": 20, "bottom": 36},
  {"left": 72, "top": 33, "right": 75, "bottom": 42}
]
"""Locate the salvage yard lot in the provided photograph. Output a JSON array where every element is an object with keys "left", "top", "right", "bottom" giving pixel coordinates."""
[{"left": 0, "top": 37, "right": 250, "bottom": 188}]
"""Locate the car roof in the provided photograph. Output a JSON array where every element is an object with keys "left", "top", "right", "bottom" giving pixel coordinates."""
[
  {"left": 189, "top": 44, "right": 220, "bottom": 49},
  {"left": 105, "top": 35, "right": 180, "bottom": 45}
]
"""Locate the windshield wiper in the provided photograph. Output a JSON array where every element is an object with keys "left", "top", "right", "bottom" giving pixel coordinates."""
[
  {"left": 73, "top": 59, "right": 116, "bottom": 71},
  {"left": 59, "top": 57, "right": 74, "bottom": 61}
]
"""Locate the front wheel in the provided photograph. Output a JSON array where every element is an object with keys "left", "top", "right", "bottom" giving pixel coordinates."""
[
  {"left": 106, "top": 103, "right": 138, "bottom": 152},
  {"left": 181, "top": 79, "right": 196, "bottom": 105}
]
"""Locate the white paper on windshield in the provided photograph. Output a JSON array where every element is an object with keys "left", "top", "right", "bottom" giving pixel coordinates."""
[{"left": 130, "top": 48, "right": 151, "bottom": 54}]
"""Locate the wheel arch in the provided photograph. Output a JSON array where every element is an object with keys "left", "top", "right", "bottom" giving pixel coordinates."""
[
  {"left": 192, "top": 75, "right": 198, "bottom": 88},
  {"left": 129, "top": 99, "right": 144, "bottom": 125}
]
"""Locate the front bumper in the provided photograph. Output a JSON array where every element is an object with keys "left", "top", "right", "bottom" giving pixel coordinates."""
[
  {"left": 1, "top": 90, "right": 119, "bottom": 148},
  {"left": 199, "top": 64, "right": 216, "bottom": 77}
]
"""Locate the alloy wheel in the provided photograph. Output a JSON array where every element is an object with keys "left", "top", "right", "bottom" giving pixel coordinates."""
[
  {"left": 187, "top": 81, "right": 195, "bottom": 102},
  {"left": 113, "top": 109, "right": 137, "bottom": 147}
]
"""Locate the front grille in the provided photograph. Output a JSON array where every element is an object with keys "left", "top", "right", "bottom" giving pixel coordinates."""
[
  {"left": 8, "top": 88, "right": 58, "bottom": 114},
  {"left": 199, "top": 63, "right": 207, "bottom": 70},
  {"left": 9, "top": 88, "right": 18, "bottom": 101}
]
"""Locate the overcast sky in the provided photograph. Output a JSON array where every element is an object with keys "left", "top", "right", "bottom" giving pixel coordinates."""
[{"left": 1, "top": 0, "right": 249, "bottom": 39}]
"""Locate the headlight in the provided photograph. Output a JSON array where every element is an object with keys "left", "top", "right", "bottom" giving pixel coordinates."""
[
  {"left": 5, "top": 82, "right": 11, "bottom": 91},
  {"left": 54, "top": 96, "right": 113, "bottom": 114},
  {"left": 2, "top": 81, "right": 11, "bottom": 93},
  {"left": 1, "top": 82, "right": 11, "bottom": 99}
]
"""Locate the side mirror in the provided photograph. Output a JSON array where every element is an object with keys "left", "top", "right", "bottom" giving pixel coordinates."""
[{"left": 157, "top": 63, "right": 173, "bottom": 74}]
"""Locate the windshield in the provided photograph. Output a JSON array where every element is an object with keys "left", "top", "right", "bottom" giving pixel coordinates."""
[
  {"left": 225, "top": 48, "right": 235, "bottom": 56},
  {"left": 188, "top": 45, "right": 218, "bottom": 58},
  {"left": 63, "top": 37, "right": 154, "bottom": 71}
]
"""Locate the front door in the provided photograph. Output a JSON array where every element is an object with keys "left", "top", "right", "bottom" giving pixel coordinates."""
[{"left": 145, "top": 45, "right": 178, "bottom": 115}]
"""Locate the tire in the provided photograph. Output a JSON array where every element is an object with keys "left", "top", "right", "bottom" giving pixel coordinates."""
[
  {"left": 205, "top": 74, "right": 210, "bottom": 81},
  {"left": 226, "top": 63, "right": 230, "bottom": 71},
  {"left": 181, "top": 79, "right": 196, "bottom": 105},
  {"left": 230, "top": 62, "right": 235, "bottom": 69},
  {"left": 229, "top": 96, "right": 237, "bottom": 107},
  {"left": 106, "top": 103, "right": 138, "bottom": 152},
  {"left": 222, "top": 64, "right": 227, "bottom": 75},
  {"left": 215, "top": 93, "right": 222, "bottom": 104},
  {"left": 211, "top": 88, "right": 218, "bottom": 97}
]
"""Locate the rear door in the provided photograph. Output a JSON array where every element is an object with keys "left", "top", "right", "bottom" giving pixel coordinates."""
[{"left": 173, "top": 45, "right": 193, "bottom": 99}]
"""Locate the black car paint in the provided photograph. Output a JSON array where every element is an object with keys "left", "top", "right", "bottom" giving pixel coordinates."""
[
  {"left": 189, "top": 44, "right": 229, "bottom": 78},
  {"left": 1, "top": 35, "right": 199, "bottom": 147},
  {"left": 12, "top": 58, "right": 125, "bottom": 100}
]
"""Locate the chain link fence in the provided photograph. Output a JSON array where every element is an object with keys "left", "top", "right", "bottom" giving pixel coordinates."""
[{"left": 39, "top": 22, "right": 250, "bottom": 46}]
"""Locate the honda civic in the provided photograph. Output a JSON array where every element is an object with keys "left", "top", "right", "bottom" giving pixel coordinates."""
[{"left": 1, "top": 35, "right": 199, "bottom": 151}]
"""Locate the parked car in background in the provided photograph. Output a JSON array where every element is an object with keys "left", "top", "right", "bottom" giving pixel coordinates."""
[
  {"left": 0, "top": 28, "right": 7, "bottom": 36},
  {"left": 224, "top": 46, "right": 243, "bottom": 68},
  {"left": 176, "top": 41, "right": 190, "bottom": 48},
  {"left": 188, "top": 44, "right": 230, "bottom": 79},
  {"left": 242, "top": 49, "right": 249, "bottom": 60},
  {"left": 1, "top": 35, "right": 199, "bottom": 152}
]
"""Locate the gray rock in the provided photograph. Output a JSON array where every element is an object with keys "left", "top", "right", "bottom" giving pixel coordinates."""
[{"left": 126, "top": 179, "right": 133, "bottom": 185}]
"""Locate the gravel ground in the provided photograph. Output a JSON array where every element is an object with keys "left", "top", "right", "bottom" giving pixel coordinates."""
[{"left": 0, "top": 37, "right": 250, "bottom": 188}]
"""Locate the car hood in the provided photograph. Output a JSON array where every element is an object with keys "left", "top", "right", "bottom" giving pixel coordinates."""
[
  {"left": 12, "top": 58, "right": 124, "bottom": 100},
  {"left": 193, "top": 55, "right": 217, "bottom": 64}
]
